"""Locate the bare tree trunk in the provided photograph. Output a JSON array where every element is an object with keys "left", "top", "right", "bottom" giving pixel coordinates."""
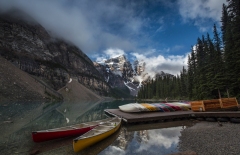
[
  {"left": 227, "top": 89, "right": 229, "bottom": 98},
  {"left": 218, "top": 89, "right": 221, "bottom": 99}
]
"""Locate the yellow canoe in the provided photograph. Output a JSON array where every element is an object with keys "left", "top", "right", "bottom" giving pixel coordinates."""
[
  {"left": 73, "top": 117, "right": 122, "bottom": 152},
  {"left": 141, "top": 103, "right": 158, "bottom": 111}
]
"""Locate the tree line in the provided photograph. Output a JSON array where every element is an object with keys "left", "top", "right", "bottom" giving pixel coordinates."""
[{"left": 137, "top": 0, "right": 240, "bottom": 100}]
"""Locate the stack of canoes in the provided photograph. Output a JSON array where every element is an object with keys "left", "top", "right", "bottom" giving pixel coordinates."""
[
  {"left": 31, "top": 117, "right": 122, "bottom": 153},
  {"left": 32, "top": 117, "right": 117, "bottom": 142},
  {"left": 119, "top": 102, "right": 191, "bottom": 113}
]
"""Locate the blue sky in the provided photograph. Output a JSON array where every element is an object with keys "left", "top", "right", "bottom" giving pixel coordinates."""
[{"left": 0, "top": 0, "right": 226, "bottom": 75}]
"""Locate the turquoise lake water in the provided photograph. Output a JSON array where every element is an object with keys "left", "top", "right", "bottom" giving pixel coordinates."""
[{"left": 0, "top": 100, "right": 192, "bottom": 155}]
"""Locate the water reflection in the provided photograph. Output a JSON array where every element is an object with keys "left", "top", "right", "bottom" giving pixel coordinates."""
[
  {"left": 75, "top": 100, "right": 129, "bottom": 123},
  {"left": 0, "top": 100, "right": 193, "bottom": 155},
  {"left": 0, "top": 100, "right": 129, "bottom": 154},
  {"left": 99, "top": 121, "right": 191, "bottom": 155}
]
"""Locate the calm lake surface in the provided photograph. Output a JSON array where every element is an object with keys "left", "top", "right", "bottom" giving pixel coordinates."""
[{"left": 0, "top": 100, "right": 193, "bottom": 155}]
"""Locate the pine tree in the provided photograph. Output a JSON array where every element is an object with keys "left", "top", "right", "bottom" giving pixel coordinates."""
[
  {"left": 224, "top": 0, "right": 240, "bottom": 97},
  {"left": 212, "top": 24, "right": 225, "bottom": 97},
  {"left": 156, "top": 77, "right": 160, "bottom": 99},
  {"left": 187, "top": 48, "right": 196, "bottom": 100},
  {"left": 195, "top": 37, "right": 207, "bottom": 99},
  {"left": 136, "top": 0, "right": 240, "bottom": 100},
  {"left": 176, "top": 75, "right": 181, "bottom": 99},
  {"left": 180, "top": 66, "right": 188, "bottom": 98},
  {"left": 221, "top": 4, "right": 228, "bottom": 45}
]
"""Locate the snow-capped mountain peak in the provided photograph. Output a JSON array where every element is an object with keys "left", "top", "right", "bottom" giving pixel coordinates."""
[{"left": 94, "top": 54, "right": 173, "bottom": 96}]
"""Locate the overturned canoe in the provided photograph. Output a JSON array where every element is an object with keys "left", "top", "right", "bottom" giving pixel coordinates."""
[
  {"left": 32, "top": 117, "right": 114, "bottom": 142},
  {"left": 73, "top": 117, "right": 122, "bottom": 152},
  {"left": 119, "top": 102, "right": 191, "bottom": 113},
  {"left": 118, "top": 103, "right": 148, "bottom": 112}
]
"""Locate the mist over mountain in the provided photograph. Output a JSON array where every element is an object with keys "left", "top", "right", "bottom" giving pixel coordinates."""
[
  {"left": 0, "top": 10, "right": 113, "bottom": 100},
  {"left": 0, "top": 8, "right": 175, "bottom": 99}
]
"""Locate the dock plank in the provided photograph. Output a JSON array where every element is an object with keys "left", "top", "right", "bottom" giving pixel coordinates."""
[
  {"left": 105, "top": 109, "right": 240, "bottom": 123},
  {"left": 105, "top": 109, "right": 193, "bottom": 123}
]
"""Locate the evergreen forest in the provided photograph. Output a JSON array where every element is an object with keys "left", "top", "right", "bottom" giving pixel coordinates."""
[{"left": 137, "top": 0, "right": 240, "bottom": 100}]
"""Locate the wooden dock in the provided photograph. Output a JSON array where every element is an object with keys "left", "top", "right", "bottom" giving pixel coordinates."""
[
  {"left": 104, "top": 109, "right": 240, "bottom": 123},
  {"left": 123, "top": 120, "right": 193, "bottom": 132}
]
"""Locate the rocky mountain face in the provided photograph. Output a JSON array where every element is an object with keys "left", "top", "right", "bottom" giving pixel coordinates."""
[
  {"left": 95, "top": 55, "right": 135, "bottom": 84},
  {"left": 104, "top": 55, "right": 134, "bottom": 81},
  {"left": 94, "top": 55, "right": 140, "bottom": 96},
  {"left": 94, "top": 55, "right": 174, "bottom": 96},
  {"left": 0, "top": 13, "right": 110, "bottom": 97},
  {"left": 93, "top": 62, "right": 125, "bottom": 88},
  {"left": 133, "top": 59, "right": 145, "bottom": 76}
]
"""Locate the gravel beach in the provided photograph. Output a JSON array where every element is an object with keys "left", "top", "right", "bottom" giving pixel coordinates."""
[{"left": 178, "top": 121, "right": 240, "bottom": 155}]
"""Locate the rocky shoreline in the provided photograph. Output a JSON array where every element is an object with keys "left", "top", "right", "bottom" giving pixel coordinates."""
[{"left": 177, "top": 121, "right": 240, "bottom": 155}]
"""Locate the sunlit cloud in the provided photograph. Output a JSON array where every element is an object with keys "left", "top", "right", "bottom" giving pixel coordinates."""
[
  {"left": 94, "top": 48, "right": 126, "bottom": 63},
  {"left": 104, "top": 48, "right": 126, "bottom": 59},
  {"left": 131, "top": 50, "right": 188, "bottom": 76},
  {"left": 95, "top": 56, "right": 107, "bottom": 64}
]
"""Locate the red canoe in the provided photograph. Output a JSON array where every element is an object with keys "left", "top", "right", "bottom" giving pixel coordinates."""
[{"left": 32, "top": 117, "right": 114, "bottom": 142}]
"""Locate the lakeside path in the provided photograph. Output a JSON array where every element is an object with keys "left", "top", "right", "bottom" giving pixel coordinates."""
[{"left": 178, "top": 121, "right": 240, "bottom": 155}]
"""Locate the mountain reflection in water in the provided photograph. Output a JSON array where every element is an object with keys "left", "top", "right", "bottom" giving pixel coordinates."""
[
  {"left": 98, "top": 120, "right": 193, "bottom": 155},
  {"left": 0, "top": 100, "right": 192, "bottom": 155}
]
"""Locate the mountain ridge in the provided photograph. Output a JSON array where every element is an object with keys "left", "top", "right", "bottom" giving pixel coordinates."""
[
  {"left": 0, "top": 11, "right": 113, "bottom": 100},
  {"left": 94, "top": 54, "right": 174, "bottom": 96},
  {"left": 0, "top": 10, "right": 173, "bottom": 100}
]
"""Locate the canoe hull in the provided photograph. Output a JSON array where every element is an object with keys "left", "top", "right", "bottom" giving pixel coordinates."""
[
  {"left": 32, "top": 126, "right": 96, "bottom": 142},
  {"left": 73, "top": 118, "right": 121, "bottom": 152},
  {"left": 32, "top": 117, "right": 114, "bottom": 142},
  {"left": 119, "top": 104, "right": 139, "bottom": 112},
  {"left": 119, "top": 102, "right": 191, "bottom": 113},
  {"left": 119, "top": 103, "right": 149, "bottom": 112}
]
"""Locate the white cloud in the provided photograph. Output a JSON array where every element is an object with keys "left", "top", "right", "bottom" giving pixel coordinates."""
[
  {"left": 178, "top": 0, "right": 226, "bottom": 31},
  {"left": 156, "top": 25, "right": 164, "bottom": 32},
  {"left": 144, "top": 49, "right": 157, "bottom": 56},
  {"left": 104, "top": 48, "right": 125, "bottom": 59},
  {"left": 136, "top": 127, "right": 182, "bottom": 152},
  {"left": 0, "top": 0, "right": 142, "bottom": 54},
  {"left": 0, "top": 0, "right": 194, "bottom": 77},
  {"left": 156, "top": 17, "right": 165, "bottom": 32},
  {"left": 99, "top": 146, "right": 125, "bottom": 155},
  {"left": 131, "top": 50, "right": 188, "bottom": 76},
  {"left": 95, "top": 57, "right": 107, "bottom": 64},
  {"left": 93, "top": 48, "right": 126, "bottom": 63},
  {"left": 99, "top": 126, "right": 184, "bottom": 155}
]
